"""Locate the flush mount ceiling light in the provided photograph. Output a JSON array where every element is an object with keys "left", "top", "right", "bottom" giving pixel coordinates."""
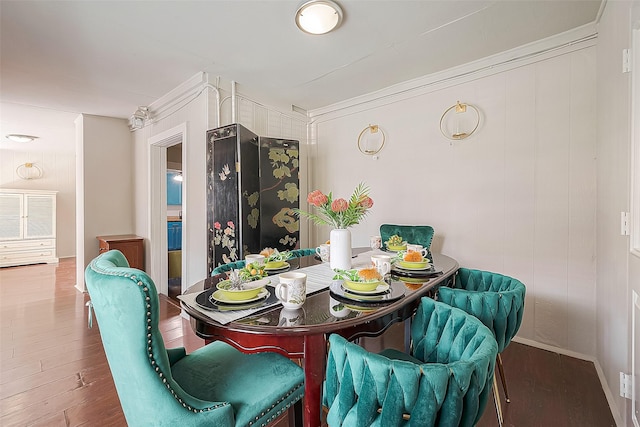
[
  {"left": 5, "top": 134, "right": 38, "bottom": 143},
  {"left": 295, "top": 0, "right": 343, "bottom": 35}
]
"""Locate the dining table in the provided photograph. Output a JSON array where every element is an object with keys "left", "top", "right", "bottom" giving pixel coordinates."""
[{"left": 179, "top": 249, "right": 459, "bottom": 427}]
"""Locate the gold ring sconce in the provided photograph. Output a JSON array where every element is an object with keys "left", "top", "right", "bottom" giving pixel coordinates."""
[
  {"left": 439, "top": 101, "right": 480, "bottom": 141},
  {"left": 358, "top": 124, "right": 385, "bottom": 156},
  {"left": 16, "top": 163, "right": 43, "bottom": 180}
]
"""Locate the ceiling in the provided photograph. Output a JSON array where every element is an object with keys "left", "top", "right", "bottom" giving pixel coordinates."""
[{"left": 1, "top": 1, "right": 601, "bottom": 129}]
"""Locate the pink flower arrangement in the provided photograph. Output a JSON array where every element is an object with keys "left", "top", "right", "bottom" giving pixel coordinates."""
[{"left": 296, "top": 183, "right": 373, "bottom": 229}]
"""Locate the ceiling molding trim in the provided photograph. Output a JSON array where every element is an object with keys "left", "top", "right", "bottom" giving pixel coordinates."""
[
  {"left": 309, "top": 22, "right": 598, "bottom": 122},
  {"left": 148, "top": 72, "right": 208, "bottom": 119}
]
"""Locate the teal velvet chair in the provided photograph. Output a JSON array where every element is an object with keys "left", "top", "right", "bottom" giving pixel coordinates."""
[
  {"left": 323, "top": 298, "right": 498, "bottom": 427},
  {"left": 437, "top": 268, "right": 526, "bottom": 426},
  {"left": 380, "top": 224, "right": 435, "bottom": 259},
  {"left": 211, "top": 248, "right": 316, "bottom": 276},
  {"left": 86, "top": 250, "right": 304, "bottom": 427}
]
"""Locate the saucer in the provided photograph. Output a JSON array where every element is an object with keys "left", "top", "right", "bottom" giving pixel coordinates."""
[{"left": 341, "top": 282, "right": 390, "bottom": 296}]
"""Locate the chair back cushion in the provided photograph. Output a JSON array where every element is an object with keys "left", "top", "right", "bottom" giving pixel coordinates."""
[
  {"left": 323, "top": 299, "right": 498, "bottom": 427},
  {"left": 437, "top": 268, "right": 526, "bottom": 352},
  {"left": 86, "top": 250, "right": 233, "bottom": 426}
]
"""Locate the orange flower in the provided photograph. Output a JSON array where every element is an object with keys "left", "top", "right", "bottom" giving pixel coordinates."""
[
  {"left": 331, "top": 198, "right": 348, "bottom": 212},
  {"left": 404, "top": 251, "right": 423, "bottom": 262},
  {"left": 307, "top": 190, "right": 328, "bottom": 207},
  {"left": 358, "top": 196, "right": 374, "bottom": 209},
  {"left": 358, "top": 268, "right": 381, "bottom": 281}
]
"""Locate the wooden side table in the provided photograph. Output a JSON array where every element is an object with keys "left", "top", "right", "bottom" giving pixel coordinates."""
[{"left": 97, "top": 234, "right": 145, "bottom": 271}]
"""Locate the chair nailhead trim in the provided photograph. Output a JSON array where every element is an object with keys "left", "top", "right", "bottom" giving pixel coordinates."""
[{"left": 89, "top": 257, "right": 231, "bottom": 414}]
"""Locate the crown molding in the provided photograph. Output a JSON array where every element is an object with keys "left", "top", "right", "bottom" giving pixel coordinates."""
[{"left": 309, "top": 23, "right": 597, "bottom": 122}]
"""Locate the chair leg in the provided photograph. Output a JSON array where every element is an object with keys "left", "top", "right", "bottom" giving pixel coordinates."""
[
  {"left": 493, "top": 373, "right": 504, "bottom": 427},
  {"left": 497, "top": 353, "right": 510, "bottom": 403},
  {"left": 288, "top": 400, "right": 303, "bottom": 427}
]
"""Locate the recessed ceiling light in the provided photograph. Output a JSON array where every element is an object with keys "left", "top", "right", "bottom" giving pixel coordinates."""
[
  {"left": 295, "top": 0, "right": 343, "bottom": 35},
  {"left": 5, "top": 134, "right": 38, "bottom": 143}
]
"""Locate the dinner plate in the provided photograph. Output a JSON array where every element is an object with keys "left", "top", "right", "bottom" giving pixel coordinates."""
[
  {"left": 341, "top": 282, "right": 390, "bottom": 296},
  {"left": 211, "top": 288, "right": 269, "bottom": 304},
  {"left": 264, "top": 262, "right": 290, "bottom": 273},
  {"left": 195, "top": 287, "right": 276, "bottom": 312}
]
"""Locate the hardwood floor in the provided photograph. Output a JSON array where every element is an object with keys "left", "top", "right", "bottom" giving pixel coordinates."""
[{"left": 1, "top": 259, "right": 616, "bottom": 426}]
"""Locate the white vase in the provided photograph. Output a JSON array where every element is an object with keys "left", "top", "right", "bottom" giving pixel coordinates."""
[{"left": 330, "top": 228, "right": 352, "bottom": 270}]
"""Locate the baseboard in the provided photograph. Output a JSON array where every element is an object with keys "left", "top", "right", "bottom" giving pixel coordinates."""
[{"left": 512, "top": 337, "right": 624, "bottom": 427}]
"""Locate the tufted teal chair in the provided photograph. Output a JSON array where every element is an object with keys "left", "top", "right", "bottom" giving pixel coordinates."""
[
  {"left": 290, "top": 248, "right": 316, "bottom": 258},
  {"left": 380, "top": 224, "right": 435, "bottom": 259},
  {"left": 323, "top": 298, "right": 498, "bottom": 427},
  {"left": 86, "top": 250, "right": 304, "bottom": 427},
  {"left": 211, "top": 249, "right": 316, "bottom": 276},
  {"left": 437, "top": 268, "right": 526, "bottom": 426}
]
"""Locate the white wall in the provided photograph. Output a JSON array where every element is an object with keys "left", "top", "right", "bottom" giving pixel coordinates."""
[
  {"left": 0, "top": 103, "right": 77, "bottom": 258},
  {"left": 309, "top": 39, "right": 598, "bottom": 356},
  {"left": 76, "top": 114, "right": 132, "bottom": 290},
  {"left": 596, "top": 2, "right": 639, "bottom": 425}
]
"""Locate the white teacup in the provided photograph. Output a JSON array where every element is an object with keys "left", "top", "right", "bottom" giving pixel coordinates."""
[
  {"left": 406, "top": 244, "right": 428, "bottom": 258},
  {"left": 245, "top": 254, "right": 265, "bottom": 265},
  {"left": 315, "top": 243, "right": 330, "bottom": 263},
  {"left": 275, "top": 272, "right": 307, "bottom": 309},
  {"left": 370, "top": 254, "right": 392, "bottom": 276},
  {"left": 279, "top": 308, "right": 305, "bottom": 326}
]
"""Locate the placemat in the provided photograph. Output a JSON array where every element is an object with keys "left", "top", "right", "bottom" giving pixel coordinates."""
[{"left": 179, "top": 262, "right": 338, "bottom": 325}]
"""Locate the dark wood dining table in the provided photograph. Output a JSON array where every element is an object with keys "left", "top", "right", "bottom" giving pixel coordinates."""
[{"left": 180, "top": 250, "right": 459, "bottom": 427}]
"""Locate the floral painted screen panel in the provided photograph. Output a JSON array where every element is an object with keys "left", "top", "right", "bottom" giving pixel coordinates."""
[
  {"left": 207, "top": 124, "right": 300, "bottom": 275},
  {"left": 207, "top": 124, "right": 259, "bottom": 274},
  {"left": 258, "top": 137, "right": 299, "bottom": 251}
]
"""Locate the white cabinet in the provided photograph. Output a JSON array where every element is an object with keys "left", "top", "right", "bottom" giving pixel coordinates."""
[{"left": 0, "top": 189, "right": 58, "bottom": 267}]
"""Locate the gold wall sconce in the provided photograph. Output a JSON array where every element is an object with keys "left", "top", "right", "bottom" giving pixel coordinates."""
[
  {"left": 357, "top": 124, "right": 385, "bottom": 157},
  {"left": 16, "top": 162, "right": 43, "bottom": 180},
  {"left": 439, "top": 101, "right": 480, "bottom": 141}
]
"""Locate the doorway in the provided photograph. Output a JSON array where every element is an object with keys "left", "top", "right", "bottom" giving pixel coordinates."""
[
  {"left": 167, "top": 144, "right": 183, "bottom": 300},
  {"left": 148, "top": 124, "right": 187, "bottom": 297}
]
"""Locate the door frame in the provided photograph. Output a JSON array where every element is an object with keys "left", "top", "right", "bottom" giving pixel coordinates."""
[{"left": 148, "top": 123, "right": 187, "bottom": 295}]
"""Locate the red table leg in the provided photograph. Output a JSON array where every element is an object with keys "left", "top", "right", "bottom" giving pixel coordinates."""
[{"left": 303, "top": 334, "right": 326, "bottom": 427}]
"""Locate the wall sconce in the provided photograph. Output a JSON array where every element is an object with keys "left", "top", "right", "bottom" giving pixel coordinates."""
[
  {"left": 439, "top": 101, "right": 480, "bottom": 141},
  {"left": 128, "top": 106, "right": 150, "bottom": 131},
  {"left": 16, "top": 163, "right": 43, "bottom": 180},
  {"left": 357, "top": 124, "right": 385, "bottom": 158}
]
